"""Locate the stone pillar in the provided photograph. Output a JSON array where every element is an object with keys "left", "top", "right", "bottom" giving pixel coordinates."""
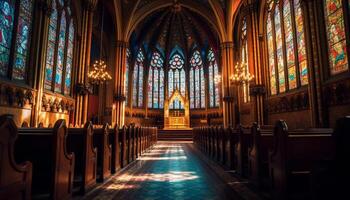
[
  {"left": 247, "top": 1, "right": 265, "bottom": 125},
  {"left": 31, "top": 0, "right": 51, "bottom": 127},
  {"left": 113, "top": 41, "right": 128, "bottom": 127},
  {"left": 74, "top": 0, "right": 98, "bottom": 127},
  {"left": 220, "top": 42, "right": 236, "bottom": 127},
  {"left": 303, "top": 0, "right": 326, "bottom": 127}
]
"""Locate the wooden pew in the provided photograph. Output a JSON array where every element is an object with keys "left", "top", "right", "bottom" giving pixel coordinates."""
[
  {"left": 218, "top": 126, "right": 226, "bottom": 165},
  {"left": 232, "top": 125, "right": 251, "bottom": 176},
  {"left": 67, "top": 122, "right": 97, "bottom": 194},
  {"left": 131, "top": 126, "right": 136, "bottom": 161},
  {"left": 126, "top": 126, "right": 132, "bottom": 164},
  {"left": 0, "top": 115, "right": 32, "bottom": 200},
  {"left": 15, "top": 120, "right": 74, "bottom": 200},
  {"left": 119, "top": 126, "right": 127, "bottom": 168},
  {"left": 109, "top": 124, "right": 120, "bottom": 174},
  {"left": 247, "top": 123, "right": 273, "bottom": 187},
  {"left": 269, "top": 120, "right": 335, "bottom": 199},
  {"left": 225, "top": 126, "right": 239, "bottom": 170},
  {"left": 93, "top": 124, "right": 112, "bottom": 182}
]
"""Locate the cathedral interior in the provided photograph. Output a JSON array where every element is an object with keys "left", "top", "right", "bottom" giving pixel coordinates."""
[{"left": 0, "top": 0, "right": 349, "bottom": 199}]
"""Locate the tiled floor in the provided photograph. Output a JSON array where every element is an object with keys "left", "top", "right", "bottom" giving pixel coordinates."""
[{"left": 82, "top": 142, "right": 241, "bottom": 200}]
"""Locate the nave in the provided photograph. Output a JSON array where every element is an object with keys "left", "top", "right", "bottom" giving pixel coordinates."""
[{"left": 81, "top": 142, "right": 240, "bottom": 200}]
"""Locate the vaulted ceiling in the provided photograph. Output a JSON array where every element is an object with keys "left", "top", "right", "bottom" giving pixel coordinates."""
[{"left": 129, "top": 3, "right": 220, "bottom": 57}]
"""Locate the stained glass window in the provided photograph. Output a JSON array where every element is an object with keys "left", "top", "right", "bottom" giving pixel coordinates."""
[
  {"left": 45, "top": 0, "right": 57, "bottom": 90},
  {"left": 240, "top": 18, "right": 251, "bottom": 103},
  {"left": 189, "top": 50, "right": 205, "bottom": 109},
  {"left": 294, "top": 0, "right": 308, "bottom": 85},
  {"left": 13, "top": 0, "right": 33, "bottom": 80},
  {"left": 0, "top": 0, "right": 15, "bottom": 76},
  {"left": 64, "top": 20, "right": 74, "bottom": 95},
  {"left": 208, "top": 49, "right": 220, "bottom": 107},
  {"left": 148, "top": 52, "right": 164, "bottom": 109},
  {"left": 168, "top": 53, "right": 185, "bottom": 109},
  {"left": 283, "top": 0, "right": 297, "bottom": 90},
  {"left": 275, "top": 7, "right": 286, "bottom": 93},
  {"left": 0, "top": 0, "right": 33, "bottom": 81},
  {"left": 125, "top": 49, "right": 130, "bottom": 106},
  {"left": 55, "top": 10, "right": 66, "bottom": 92},
  {"left": 266, "top": 0, "right": 309, "bottom": 95},
  {"left": 324, "top": 0, "right": 348, "bottom": 75},
  {"left": 132, "top": 49, "right": 145, "bottom": 108},
  {"left": 44, "top": 0, "right": 75, "bottom": 95}
]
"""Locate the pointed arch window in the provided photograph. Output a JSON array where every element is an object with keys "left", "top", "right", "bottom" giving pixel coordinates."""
[
  {"left": 266, "top": 0, "right": 308, "bottom": 96},
  {"left": 168, "top": 53, "right": 185, "bottom": 109},
  {"left": 132, "top": 49, "right": 144, "bottom": 108},
  {"left": 44, "top": 0, "right": 75, "bottom": 95},
  {"left": 240, "top": 18, "right": 250, "bottom": 103},
  {"left": 148, "top": 52, "right": 164, "bottom": 109},
  {"left": 125, "top": 48, "right": 130, "bottom": 106},
  {"left": 0, "top": 0, "right": 34, "bottom": 81},
  {"left": 323, "top": 0, "right": 349, "bottom": 75},
  {"left": 190, "top": 50, "right": 205, "bottom": 109},
  {"left": 208, "top": 48, "right": 220, "bottom": 108}
]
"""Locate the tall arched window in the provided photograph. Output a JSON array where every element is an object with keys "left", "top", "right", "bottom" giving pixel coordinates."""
[
  {"left": 148, "top": 52, "right": 164, "bottom": 109},
  {"left": 323, "top": 0, "right": 349, "bottom": 75},
  {"left": 266, "top": 0, "right": 308, "bottom": 95},
  {"left": 240, "top": 18, "right": 250, "bottom": 103},
  {"left": 0, "top": 0, "right": 34, "bottom": 81},
  {"left": 190, "top": 50, "right": 205, "bottom": 109},
  {"left": 125, "top": 48, "right": 130, "bottom": 106},
  {"left": 44, "top": 0, "right": 75, "bottom": 95},
  {"left": 168, "top": 53, "right": 185, "bottom": 109},
  {"left": 132, "top": 49, "right": 144, "bottom": 108},
  {"left": 208, "top": 48, "right": 220, "bottom": 108}
]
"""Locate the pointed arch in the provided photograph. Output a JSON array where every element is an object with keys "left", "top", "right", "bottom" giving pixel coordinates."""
[
  {"left": 189, "top": 50, "right": 205, "bottom": 109},
  {"left": 132, "top": 48, "right": 145, "bottom": 108},
  {"left": 148, "top": 51, "right": 165, "bottom": 109}
]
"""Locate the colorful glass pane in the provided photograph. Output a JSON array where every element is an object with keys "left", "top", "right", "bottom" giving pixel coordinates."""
[
  {"left": 45, "top": 1, "right": 57, "bottom": 90},
  {"left": 208, "top": 48, "right": 220, "bottom": 107},
  {"left": 132, "top": 50, "right": 144, "bottom": 107},
  {"left": 324, "top": 0, "right": 348, "bottom": 75},
  {"left": 55, "top": 11, "right": 66, "bottom": 93},
  {"left": 190, "top": 68, "right": 194, "bottom": 108},
  {"left": 65, "top": 21, "right": 74, "bottom": 95},
  {"left": 283, "top": 0, "right": 297, "bottom": 89},
  {"left": 275, "top": 8, "right": 286, "bottom": 93},
  {"left": 148, "top": 68, "right": 153, "bottom": 108},
  {"left": 267, "top": 15, "right": 277, "bottom": 95},
  {"left": 159, "top": 69, "right": 164, "bottom": 108},
  {"left": 190, "top": 50, "right": 205, "bottom": 109},
  {"left": 294, "top": 0, "right": 308, "bottom": 85},
  {"left": 153, "top": 69, "right": 159, "bottom": 108},
  {"left": 0, "top": 0, "right": 15, "bottom": 76},
  {"left": 13, "top": 0, "right": 33, "bottom": 80},
  {"left": 168, "top": 53, "right": 185, "bottom": 101},
  {"left": 125, "top": 49, "right": 130, "bottom": 106}
]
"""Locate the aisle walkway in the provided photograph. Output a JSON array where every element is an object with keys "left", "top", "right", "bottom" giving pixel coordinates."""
[{"left": 83, "top": 142, "right": 241, "bottom": 200}]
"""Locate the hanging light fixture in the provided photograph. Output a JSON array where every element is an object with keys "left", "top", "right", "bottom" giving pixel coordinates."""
[{"left": 88, "top": 2, "right": 112, "bottom": 85}]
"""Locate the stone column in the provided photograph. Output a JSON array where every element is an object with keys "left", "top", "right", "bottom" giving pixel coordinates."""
[
  {"left": 247, "top": 1, "right": 265, "bottom": 125},
  {"left": 303, "top": 0, "right": 326, "bottom": 127},
  {"left": 31, "top": 0, "right": 51, "bottom": 127},
  {"left": 113, "top": 41, "right": 128, "bottom": 127},
  {"left": 74, "top": 0, "right": 98, "bottom": 127},
  {"left": 220, "top": 42, "right": 236, "bottom": 127}
]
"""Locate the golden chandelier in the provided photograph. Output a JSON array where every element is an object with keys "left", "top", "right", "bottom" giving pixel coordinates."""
[
  {"left": 88, "top": 60, "right": 112, "bottom": 85},
  {"left": 230, "top": 61, "right": 254, "bottom": 85}
]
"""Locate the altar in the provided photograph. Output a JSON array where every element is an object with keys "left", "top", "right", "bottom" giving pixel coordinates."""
[{"left": 164, "top": 89, "right": 191, "bottom": 130}]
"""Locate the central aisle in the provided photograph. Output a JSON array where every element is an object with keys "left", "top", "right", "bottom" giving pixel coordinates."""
[{"left": 83, "top": 142, "right": 240, "bottom": 200}]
